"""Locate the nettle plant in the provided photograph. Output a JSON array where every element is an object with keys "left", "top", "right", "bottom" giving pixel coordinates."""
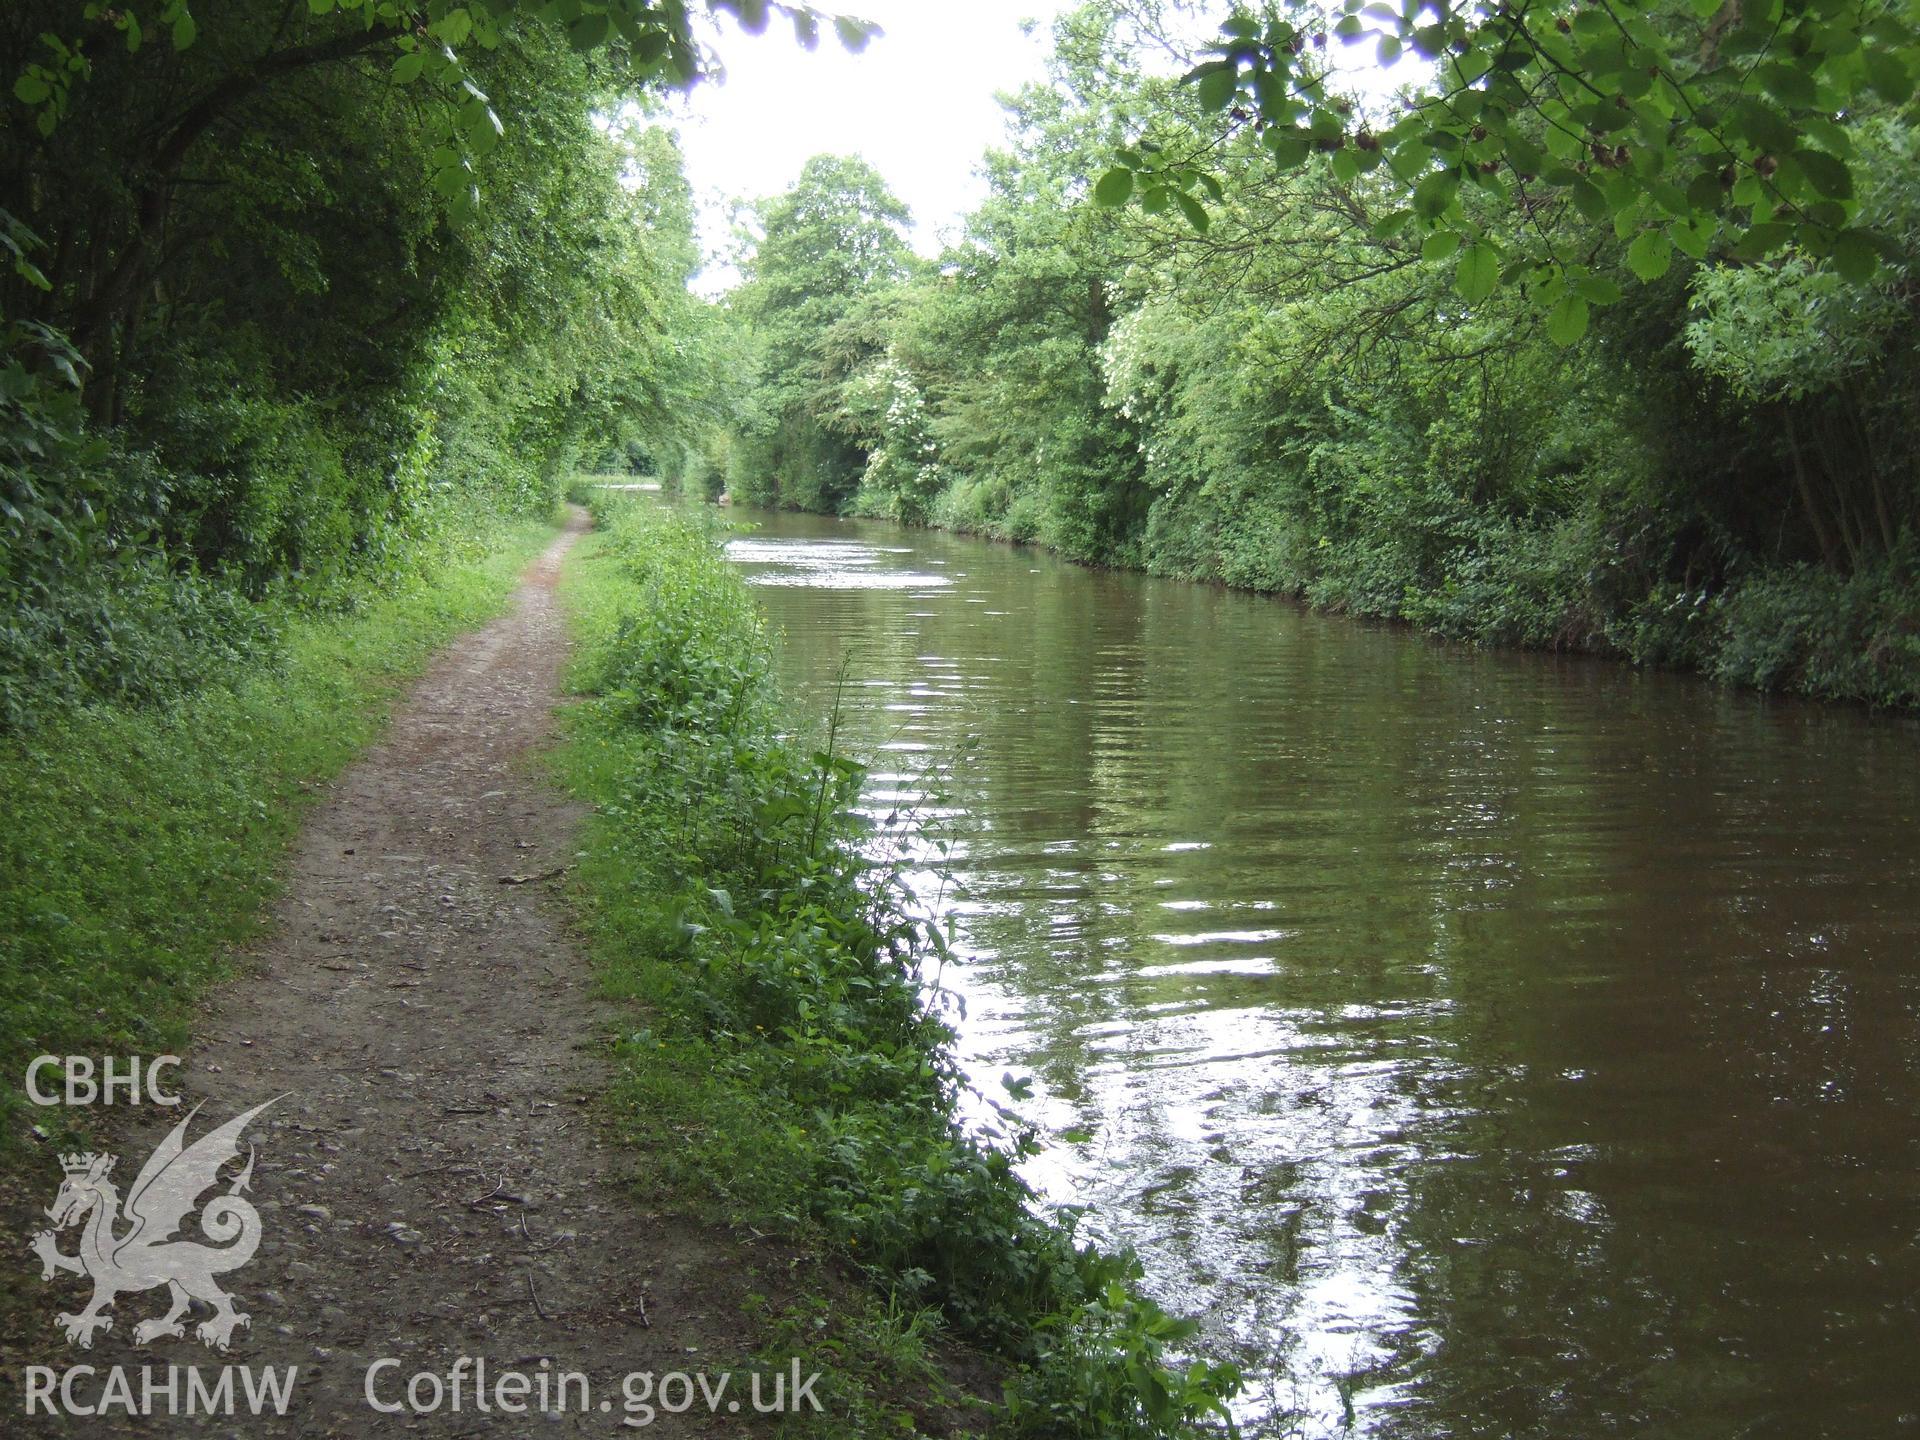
[{"left": 1095, "top": 0, "right": 1919, "bottom": 344}]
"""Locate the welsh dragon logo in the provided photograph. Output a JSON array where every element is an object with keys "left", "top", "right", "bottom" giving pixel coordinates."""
[{"left": 28, "top": 1097, "right": 281, "bottom": 1352}]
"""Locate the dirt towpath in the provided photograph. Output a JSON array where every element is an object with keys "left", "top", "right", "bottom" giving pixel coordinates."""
[{"left": 6, "top": 511, "right": 771, "bottom": 1435}]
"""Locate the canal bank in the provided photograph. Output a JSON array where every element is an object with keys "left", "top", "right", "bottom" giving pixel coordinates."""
[{"left": 554, "top": 497, "right": 1240, "bottom": 1437}]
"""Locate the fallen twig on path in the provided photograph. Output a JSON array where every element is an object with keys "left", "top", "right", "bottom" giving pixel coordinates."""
[{"left": 498, "top": 865, "right": 572, "bottom": 885}]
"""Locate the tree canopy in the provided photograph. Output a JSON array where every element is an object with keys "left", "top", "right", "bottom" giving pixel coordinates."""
[
  {"left": 1095, "top": 0, "right": 1919, "bottom": 337},
  {"left": 0, "top": 0, "right": 761, "bottom": 724}
]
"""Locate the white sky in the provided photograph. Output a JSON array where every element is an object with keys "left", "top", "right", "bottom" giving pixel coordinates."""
[
  {"left": 667, "top": 2, "right": 1070, "bottom": 285},
  {"left": 663, "top": 3, "right": 1409, "bottom": 290}
]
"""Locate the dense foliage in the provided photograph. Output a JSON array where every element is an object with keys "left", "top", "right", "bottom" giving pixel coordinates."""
[
  {"left": 720, "top": 153, "right": 918, "bottom": 511},
  {"left": 1116, "top": 0, "right": 1919, "bottom": 318},
  {"left": 702, "top": 1, "right": 1920, "bottom": 707},
  {"left": 1, "top": 2, "right": 728, "bottom": 729}
]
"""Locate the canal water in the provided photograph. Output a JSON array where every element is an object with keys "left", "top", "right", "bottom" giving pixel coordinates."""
[{"left": 717, "top": 503, "right": 1920, "bottom": 1439}]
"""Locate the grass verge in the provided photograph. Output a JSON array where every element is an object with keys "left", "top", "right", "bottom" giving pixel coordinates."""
[
  {"left": 553, "top": 496, "right": 1239, "bottom": 1438},
  {"left": 0, "top": 515, "right": 560, "bottom": 1154}
]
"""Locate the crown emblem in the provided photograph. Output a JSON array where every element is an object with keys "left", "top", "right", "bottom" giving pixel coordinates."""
[{"left": 59, "top": 1153, "right": 111, "bottom": 1177}]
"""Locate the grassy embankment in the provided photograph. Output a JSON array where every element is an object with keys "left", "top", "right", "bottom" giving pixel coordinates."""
[
  {"left": 554, "top": 496, "right": 1239, "bottom": 1439},
  {"left": 0, "top": 516, "right": 561, "bottom": 1154}
]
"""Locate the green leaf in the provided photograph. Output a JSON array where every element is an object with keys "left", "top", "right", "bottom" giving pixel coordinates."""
[
  {"left": 834, "top": 17, "right": 878, "bottom": 52},
  {"left": 1092, "top": 167, "right": 1134, "bottom": 207},
  {"left": 1455, "top": 244, "right": 1498, "bottom": 303},
  {"left": 1422, "top": 229, "right": 1462, "bottom": 261},
  {"left": 1670, "top": 216, "right": 1715, "bottom": 260},
  {"left": 1196, "top": 64, "right": 1237, "bottom": 113},
  {"left": 1814, "top": 24, "right": 1862, "bottom": 61},
  {"left": 460, "top": 96, "right": 502, "bottom": 144},
  {"left": 1798, "top": 115, "right": 1853, "bottom": 157},
  {"left": 1830, "top": 228, "right": 1879, "bottom": 284},
  {"left": 171, "top": 11, "right": 197, "bottom": 49},
  {"left": 1265, "top": 127, "right": 1310, "bottom": 169},
  {"left": 1646, "top": 181, "right": 1690, "bottom": 219},
  {"left": 1250, "top": 68, "right": 1292, "bottom": 120},
  {"left": 1389, "top": 137, "right": 1433, "bottom": 177},
  {"left": 1730, "top": 221, "right": 1792, "bottom": 260},
  {"left": 393, "top": 49, "right": 427, "bottom": 83},
  {"left": 1755, "top": 61, "right": 1816, "bottom": 107},
  {"left": 467, "top": 109, "right": 501, "bottom": 154},
  {"left": 1865, "top": 51, "right": 1915, "bottom": 105},
  {"left": 307, "top": 0, "right": 335, "bottom": 13},
  {"left": 1173, "top": 189, "right": 1211, "bottom": 232},
  {"left": 1546, "top": 294, "right": 1590, "bottom": 347},
  {"left": 1686, "top": 171, "right": 1725, "bottom": 212},
  {"left": 1729, "top": 99, "right": 1796, "bottom": 156},
  {"left": 1626, "top": 231, "right": 1673, "bottom": 280},
  {"left": 1863, "top": 14, "right": 1917, "bottom": 46},
  {"left": 1790, "top": 148, "right": 1852, "bottom": 200},
  {"left": 1569, "top": 179, "right": 1608, "bottom": 223},
  {"left": 569, "top": 13, "right": 609, "bottom": 50},
  {"left": 12, "top": 73, "right": 51, "bottom": 105},
  {"left": 1571, "top": 275, "right": 1622, "bottom": 305},
  {"left": 436, "top": 6, "right": 473, "bottom": 45},
  {"left": 1412, "top": 169, "right": 1457, "bottom": 219}
]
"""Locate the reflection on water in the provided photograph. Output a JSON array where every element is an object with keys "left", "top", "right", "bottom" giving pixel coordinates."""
[
  {"left": 726, "top": 537, "right": 949, "bottom": 589},
  {"left": 717, "top": 504, "right": 1920, "bottom": 1439}
]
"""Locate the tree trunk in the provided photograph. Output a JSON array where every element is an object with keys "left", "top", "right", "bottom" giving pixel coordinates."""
[{"left": 1783, "top": 407, "right": 1842, "bottom": 570}]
